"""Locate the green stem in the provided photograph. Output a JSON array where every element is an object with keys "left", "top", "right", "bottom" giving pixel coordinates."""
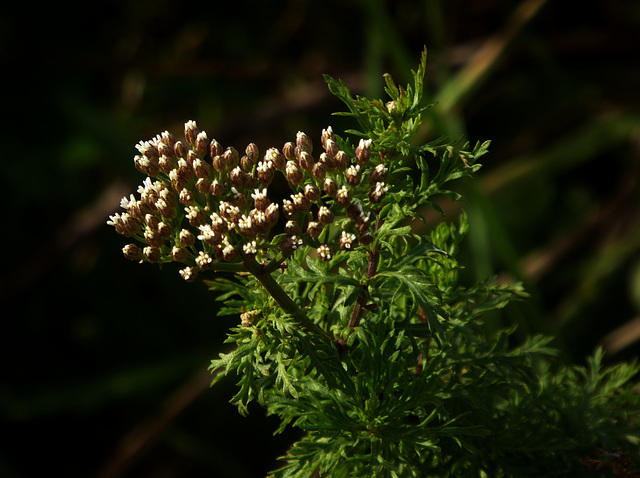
[{"left": 243, "top": 256, "right": 335, "bottom": 345}]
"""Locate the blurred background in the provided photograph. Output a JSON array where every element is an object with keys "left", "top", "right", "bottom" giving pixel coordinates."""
[{"left": 2, "top": 0, "right": 640, "bottom": 476}]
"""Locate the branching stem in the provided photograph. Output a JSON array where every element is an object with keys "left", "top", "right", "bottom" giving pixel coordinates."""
[{"left": 243, "top": 256, "right": 335, "bottom": 345}]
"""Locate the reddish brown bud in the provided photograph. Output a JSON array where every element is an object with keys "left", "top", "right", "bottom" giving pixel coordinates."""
[
  {"left": 312, "top": 161, "right": 327, "bottom": 180},
  {"left": 210, "top": 179, "right": 225, "bottom": 197},
  {"left": 184, "top": 120, "right": 199, "bottom": 147},
  {"left": 123, "top": 243, "right": 142, "bottom": 261},
  {"left": 285, "top": 161, "right": 303, "bottom": 185},
  {"left": 285, "top": 220, "right": 300, "bottom": 235},
  {"left": 283, "top": 141, "right": 296, "bottom": 161},
  {"left": 179, "top": 229, "right": 196, "bottom": 247},
  {"left": 296, "top": 131, "right": 313, "bottom": 154},
  {"left": 334, "top": 150, "right": 350, "bottom": 170},
  {"left": 195, "top": 131, "right": 209, "bottom": 157},
  {"left": 172, "top": 245, "right": 188, "bottom": 262},
  {"left": 323, "top": 178, "right": 338, "bottom": 197},
  {"left": 143, "top": 246, "right": 162, "bottom": 263},
  {"left": 304, "top": 183, "right": 321, "bottom": 203},
  {"left": 298, "top": 151, "right": 314, "bottom": 171},
  {"left": 174, "top": 140, "right": 188, "bottom": 159},
  {"left": 307, "top": 221, "right": 323, "bottom": 238},
  {"left": 317, "top": 206, "right": 334, "bottom": 225},
  {"left": 355, "top": 138, "right": 372, "bottom": 165},
  {"left": 224, "top": 147, "right": 239, "bottom": 170},
  {"left": 210, "top": 139, "right": 224, "bottom": 158}
]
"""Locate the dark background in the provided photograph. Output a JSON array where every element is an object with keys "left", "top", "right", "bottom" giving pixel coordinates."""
[{"left": 2, "top": 0, "right": 640, "bottom": 476}]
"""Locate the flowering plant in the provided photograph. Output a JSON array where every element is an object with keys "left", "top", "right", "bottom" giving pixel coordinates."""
[{"left": 108, "top": 49, "right": 640, "bottom": 477}]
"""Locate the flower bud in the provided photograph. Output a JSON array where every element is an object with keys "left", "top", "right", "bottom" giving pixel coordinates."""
[
  {"left": 186, "top": 206, "right": 206, "bottom": 227},
  {"left": 169, "top": 169, "right": 187, "bottom": 192},
  {"left": 237, "top": 215, "right": 256, "bottom": 238},
  {"left": 307, "top": 221, "right": 322, "bottom": 238},
  {"left": 336, "top": 186, "right": 351, "bottom": 207},
  {"left": 174, "top": 140, "right": 188, "bottom": 159},
  {"left": 136, "top": 140, "right": 160, "bottom": 161},
  {"left": 179, "top": 229, "right": 196, "bottom": 247},
  {"left": 157, "top": 221, "right": 172, "bottom": 238},
  {"left": 157, "top": 140, "right": 174, "bottom": 158},
  {"left": 251, "top": 188, "right": 270, "bottom": 211},
  {"left": 368, "top": 164, "right": 388, "bottom": 184},
  {"left": 355, "top": 139, "right": 372, "bottom": 165},
  {"left": 193, "top": 157, "right": 211, "bottom": 179},
  {"left": 122, "top": 213, "right": 142, "bottom": 236},
  {"left": 224, "top": 147, "right": 239, "bottom": 170},
  {"left": 296, "top": 131, "right": 312, "bottom": 154},
  {"left": 179, "top": 188, "right": 195, "bottom": 206},
  {"left": 339, "top": 231, "right": 357, "bottom": 250},
  {"left": 324, "top": 139, "right": 340, "bottom": 158},
  {"left": 229, "top": 166, "right": 245, "bottom": 189},
  {"left": 145, "top": 213, "right": 160, "bottom": 231},
  {"left": 241, "top": 155, "right": 253, "bottom": 173},
  {"left": 143, "top": 246, "right": 162, "bottom": 263},
  {"left": 279, "top": 235, "right": 303, "bottom": 253},
  {"left": 144, "top": 228, "right": 163, "bottom": 247},
  {"left": 123, "top": 243, "right": 142, "bottom": 261},
  {"left": 178, "top": 157, "right": 195, "bottom": 181},
  {"left": 210, "top": 139, "right": 224, "bottom": 158},
  {"left": 285, "top": 161, "right": 303, "bottom": 185},
  {"left": 291, "top": 192, "right": 310, "bottom": 213},
  {"left": 159, "top": 130, "right": 177, "bottom": 151},
  {"left": 283, "top": 141, "right": 296, "bottom": 161},
  {"left": 222, "top": 243, "right": 238, "bottom": 262},
  {"left": 245, "top": 143, "right": 259, "bottom": 162},
  {"left": 265, "top": 203, "right": 279, "bottom": 227},
  {"left": 282, "top": 199, "right": 295, "bottom": 218},
  {"left": 346, "top": 164, "right": 362, "bottom": 186},
  {"left": 370, "top": 182, "right": 389, "bottom": 203},
  {"left": 355, "top": 212, "right": 371, "bottom": 232},
  {"left": 317, "top": 244, "right": 332, "bottom": 261},
  {"left": 334, "top": 150, "right": 350, "bottom": 170},
  {"left": 304, "top": 183, "right": 321, "bottom": 203},
  {"left": 195, "top": 131, "right": 209, "bottom": 157},
  {"left": 298, "top": 151, "right": 314, "bottom": 171},
  {"left": 312, "top": 161, "right": 327, "bottom": 180},
  {"left": 158, "top": 154, "right": 176, "bottom": 174},
  {"left": 250, "top": 209, "right": 268, "bottom": 233},
  {"left": 265, "top": 147, "right": 285, "bottom": 170},
  {"left": 196, "top": 177, "right": 210, "bottom": 194},
  {"left": 155, "top": 197, "right": 176, "bottom": 219},
  {"left": 285, "top": 220, "right": 300, "bottom": 235},
  {"left": 317, "top": 206, "right": 334, "bottom": 225},
  {"left": 323, "top": 178, "right": 338, "bottom": 197},
  {"left": 243, "top": 241, "right": 258, "bottom": 258},
  {"left": 321, "top": 126, "right": 335, "bottom": 150},
  {"left": 256, "top": 160, "right": 275, "bottom": 186},
  {"left": 172, "top": 245, "right": 188, "bottom": 262},
  {"left": 179, "top": 266, "right": 197, "bottom": 282},
  {"left": 184, "top": 120, "right": 199, "bottom": 148},
  {"left": 210, "top": 179, "right": 225, "bottom": 197},
  {"left": 196, "top": 251, "right": 214, "bottom": 269}
]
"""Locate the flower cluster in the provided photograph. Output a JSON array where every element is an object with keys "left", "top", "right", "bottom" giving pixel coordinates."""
[{"left": 108, "top": 121, "right": 389, "bottom": 281}]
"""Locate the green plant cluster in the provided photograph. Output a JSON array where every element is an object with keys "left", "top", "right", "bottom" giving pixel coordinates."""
[{"left": 110, "top": 49, "right": 640, "bottom": 477}]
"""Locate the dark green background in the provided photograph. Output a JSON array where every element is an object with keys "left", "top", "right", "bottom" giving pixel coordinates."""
[{"left": 2, "top": 1, "right": 640, "bottom": 476}]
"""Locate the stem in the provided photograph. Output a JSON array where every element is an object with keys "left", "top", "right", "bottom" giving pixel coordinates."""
[
  {"left": 243, "top": 256, "right": 334, "bottom": 345},
  {"left": 348, "top": 249, "right": 380, "bottom": 329}
]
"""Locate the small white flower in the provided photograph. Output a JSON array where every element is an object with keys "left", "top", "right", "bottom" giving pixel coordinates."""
[{"left": 243, "top": 241, "right": 258, "bottom": 255}]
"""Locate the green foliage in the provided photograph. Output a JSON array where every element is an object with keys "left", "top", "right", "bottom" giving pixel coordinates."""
[{"left": 112, "top": 48, "right": 640, "bottom": 476}]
